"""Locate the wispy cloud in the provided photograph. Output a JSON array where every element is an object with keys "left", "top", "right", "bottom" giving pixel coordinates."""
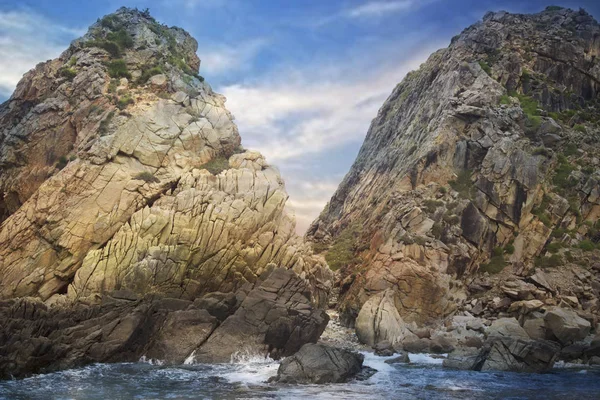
[
  {"left": 0, "top": 9, "right": 83, "bottom": 98},
  {"left": 219, "top": 39, "right": 445, "bottom": 233},
  {"left": 163, "top": 0, "right": 228, "bottom": 9},
  {"left": 344, "top": 1, "right": 416, "bottom": 18},
  {"left": 199, "top": 39, "right": 267, "bottom": 76},
  {"left": 286, "top": 179, "right": 344, "bottom": 233},
  {"left": 312, "top": 0, "right": 436, "bottom": 26},
  {"left": 221, "top": 49, "right": 436, "bottom": 162}
]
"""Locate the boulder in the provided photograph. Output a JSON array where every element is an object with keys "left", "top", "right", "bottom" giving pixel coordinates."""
[
  {"left": 487, "top": 318, "right": 530, "bottom": 339},
  {"left": 474, "top": 338, "right": 560, "bottom": 372},
  {"left": 560, "top": 342, "right": 587, "bottom": 361},
  {"left": 0, "top": 269, "right": 328, "bottom": 378},
  {"left": 443, "top": 348, "right": 480, "bottom": 370},
  {"left": 544, "top": 308, "right": 591, "bottom": 345},
  {"left": 144, "top": 309, "right": 217, "bottom": 364},
  {"left": 430, "top": 336, "right": 455, "bottom": 353},
  {"left": 272, "top": 344, "right": 364, "bottom": 384},
  {"left": 402, "top": 338, "right": 431, "bottom": 353},
  {"left": 355, "top": 289, "right": 417, "bottom": 346},
  {"left": 508, "top": 300, "right": 544, "bottom": 314},
  {"left": 584, "top": 334, "right": 600, "bottom": 358},
  {"left": 149, "top": 74, "right": 167, "bottom": 88},
  {"left": 523, "top": 318, "right": 547, "bottom": 341},
  {"left": 385, "top": 352, "right": 410, "bottom": 364},
  {"left": 373, "top": 340, "right": 395, "bottom": 356}
]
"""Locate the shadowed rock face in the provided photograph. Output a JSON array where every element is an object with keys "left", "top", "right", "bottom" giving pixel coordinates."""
[
  {"left": 0, "top": 7, "right": 332, "bottom": 305},
  {"left": 308, "top": 7, "right": 600, "bottom": 333},
  {"left": 0, "top": 268, "right": 328, "bottom": 379},
  {"left": 272, "top": 343, "right": 364, "bottom": 384}
]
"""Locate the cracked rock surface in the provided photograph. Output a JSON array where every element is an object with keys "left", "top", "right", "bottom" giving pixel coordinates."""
[
  {"left": 308, "top": 7, "right": 600, "bottom": 371},
  {"left": 0, "top": 7, "right": 332, "bottom": 378},
  {"left": 0, "top": 7, "right": 331, "bottom": 305}
]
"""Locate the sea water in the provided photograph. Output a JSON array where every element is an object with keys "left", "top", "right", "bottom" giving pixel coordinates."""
[{"left": 1, "top": 352, "right": 600, "bottom": 400}]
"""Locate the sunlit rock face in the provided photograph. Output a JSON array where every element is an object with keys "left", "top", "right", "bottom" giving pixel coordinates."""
[
  {"left": 0, "top": 7, "right": 332, "bottom": 306},
  {"left": 308, "top": 7, "right": 600, "bottom": 331}
]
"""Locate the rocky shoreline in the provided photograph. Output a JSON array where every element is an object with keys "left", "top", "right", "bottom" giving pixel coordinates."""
[{"left": 1, "top": 5, "right": 600, "bottom": 385}]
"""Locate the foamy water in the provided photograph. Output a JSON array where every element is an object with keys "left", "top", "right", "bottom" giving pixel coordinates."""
[{"left": 2, "top": 354, "right": 600, "bottom": 399}]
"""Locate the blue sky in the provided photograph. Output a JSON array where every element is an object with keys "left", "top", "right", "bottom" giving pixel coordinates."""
[{"left": 1, "top": 0, "right": 599, "bottom": 233}]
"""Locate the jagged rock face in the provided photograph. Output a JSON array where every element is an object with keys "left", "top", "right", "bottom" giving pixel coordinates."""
[
  {"left": 0, "top": 7, "right": 332, "bottom": 306},
  {"left": 308, "top": 7, "right": 600, "bottom": 330},
  {"left": 0, "top": 268, "right": 327, "bottom": 379}
]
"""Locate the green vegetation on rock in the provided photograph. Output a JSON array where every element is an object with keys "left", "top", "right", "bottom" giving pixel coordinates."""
[
  {"left": 59, "top": 67, "right": 77, "bottom": 81},
  {"left": 480, "top": 247, "right": 506, "bottom": 274},
  {"left": 449, "top": 170, "right": 475, "bottom": 199},
  {"left": 133, "top": 171, "right": 159, "bottom": 183},
  {"left": 325, "top": 222, "right": 363, "bottom": 271},
  {"left": 117, "top": 94, "right": 134, "bottom": 110},
  {"left": 107, "top": 59, "right": 131, "bottom": 79},
  {"left": 106, "top": 29, "right": 134, "bottom": 49},
  {"left": 478, "top": 60, "right": 492, "bottom": 76},
  {"left": 138, "top": 66, "right": 164, "bottom": 84},
  {"left": 199, "top": 156, "right": 230, "bottom": 175},
  {"left": 535, "top": 254, "right": 563, "bottom": 268}
]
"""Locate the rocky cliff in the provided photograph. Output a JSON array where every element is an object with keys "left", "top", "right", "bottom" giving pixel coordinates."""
[
  {"left": 0, "top": 7, "right": 332, "bottom": 377},
  {"left": 0, "top": 7, "right": 331, "bottom": 305},
  {"left": 308, "top": 6, "right": 600, "bottom": 359}
]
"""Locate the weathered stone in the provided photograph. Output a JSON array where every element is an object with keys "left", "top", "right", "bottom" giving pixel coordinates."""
[
  {"left": 443, "top": 348, "right": 480, "bottom": 370},
  {"left": 355, "top": 289, "right": 417, "bottom": 346},
  {"left": 544, "top": 308, "right": 591, "bottom": 345},
  {"left": 474, "top": 338, "right": 560, "bottom": 373},
  {"left": 523, "top": 318, "right": 547, "bottom": 341},
  {"left": 385, "top": 352, "right": 410, "bottom": 364},
  {"left": 192, "top": 268, "right": 329, "bottom": 363},
  {"left": 373, "top": 340, "right": 396, "bottom": 356},
  {"left": 307, "top": 8, "right": 600, "bottom": 337},
  {"left": 272, "top": 344, "right": 364, "bottom": 384},
  {"left": 487, "top": 318, "right": 530, "bottom": 340},
  {"left": 402, "top": 338, "right": 431, "bottom": 353}
]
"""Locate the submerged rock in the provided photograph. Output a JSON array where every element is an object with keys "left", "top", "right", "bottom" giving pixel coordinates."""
[{"left": 272, "top": 343, "right": 364, "bottom": 384}]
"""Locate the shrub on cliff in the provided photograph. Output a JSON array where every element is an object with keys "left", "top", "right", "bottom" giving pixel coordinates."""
[
  {"left": 200, "top": 156, "right": 230, "bottom": 175},
  {"left": 106, "top": 29, "right": 134, "bottom": 49},
  {"left": 107, "top": 60, "right": 131, "bottom": 79},
  {"left": 60, "top": 67, "right": 77, "bottom": 81},
  {"left": 133, "top": 171, "right": 159, "bottom": 183},
  {"left": 325, "top": 222, "right": 363, "bottom": 271}
]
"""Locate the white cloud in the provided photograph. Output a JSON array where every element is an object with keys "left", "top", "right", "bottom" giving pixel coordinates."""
[
  {"left": 164, "top": 0, "right": 227, "bottom": 9},
  {"left": 312, "top": 0, "right": 439, "bottom": 26},
  {"left": 199, "top": 39, "right": 267, "bottom": 76},
  {"left": 219, "top": 41, "right": 444, "bottom": 233},
  {"left": 286, "top": 179, "right": 344, "bottom": 234},
  {"left": 344, "top": 1, "right": 415, "bottom": 18},
  {"left": 221, "top": 50, "right": 435, "bottom": 162},
  {"left": 0, "top": 10, "right": 83, "bottom": 98}
]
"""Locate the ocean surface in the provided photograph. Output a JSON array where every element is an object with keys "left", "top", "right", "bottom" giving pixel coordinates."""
[{"left": 1, "top": 352, "right": 600, "bottom": 400}]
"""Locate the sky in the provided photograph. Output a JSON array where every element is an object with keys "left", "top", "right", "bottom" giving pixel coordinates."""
[{"left": 1, "top": 0, "right": 599, "bottom": 234}]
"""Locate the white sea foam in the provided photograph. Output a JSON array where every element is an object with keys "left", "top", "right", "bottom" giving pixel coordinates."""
[
  {"left": 183, "top": 350, "right": 196, "bottom": 365},
  {"left": 138, "top": 355, "right": 164, "bottom": 365},
  {"left": 407, "top": 353, "right": 446, "bottom": 365},
  {"left": 215, "top": 353, "right": 279, "bottom": 386}
]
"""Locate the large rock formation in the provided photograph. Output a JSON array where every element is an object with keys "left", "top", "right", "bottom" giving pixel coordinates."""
[
  {"left": 0, "top": 7, "right": 331, "bottom": 305},
  {"left": 0, "top": 267, "right": 327, "bottom": 379},
  {"left": 0, "top": 7, "right": 332, "bottom": 378},
  {"left": 308, "top": 6, "right": 600, "bottom": 350}
]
